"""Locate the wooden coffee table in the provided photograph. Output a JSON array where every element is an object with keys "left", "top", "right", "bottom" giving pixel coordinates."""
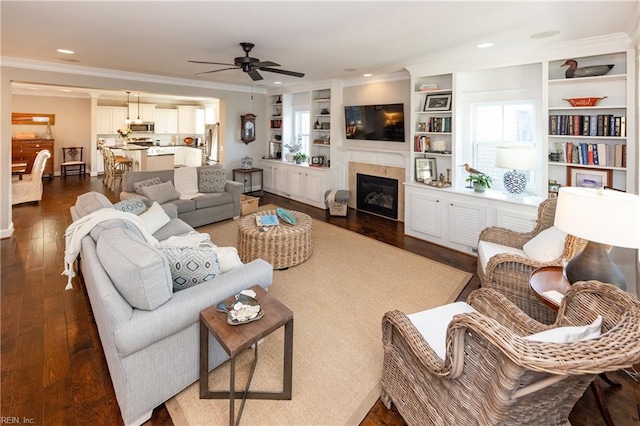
[{"left": 199, "top": 285, "right": 293, "bottom": 426}]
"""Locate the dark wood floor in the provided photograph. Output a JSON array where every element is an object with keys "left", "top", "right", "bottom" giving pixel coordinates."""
[{"left": 2, "top": 176, "right": 638, "bottom": 425}]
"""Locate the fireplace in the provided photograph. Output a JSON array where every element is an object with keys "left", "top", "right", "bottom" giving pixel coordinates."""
[{"left": 356, "top": 174, "right": 399, "bottom": 219}]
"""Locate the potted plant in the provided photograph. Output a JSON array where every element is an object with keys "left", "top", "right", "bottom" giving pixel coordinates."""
[
  {"left": 293, "top": 152, "right": 307, "bottom": 164},
  {"left": 466, "top": 173, "right": 492, "bottom": 192}
]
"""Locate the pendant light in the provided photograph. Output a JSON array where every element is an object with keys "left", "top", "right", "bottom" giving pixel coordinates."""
[
  {"left": 135, "top": 93, "right": 142, "bottom": 124},
  {"left": 124, "top": 91, "right": 131, "bottom": 124}
]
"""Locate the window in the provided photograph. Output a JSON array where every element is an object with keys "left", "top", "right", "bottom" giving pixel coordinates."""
[
  {"left": 471, "top": 101, "right": 536, "bottom": 191},
  {"left": 294, "top": 108, "right": 310, "bottom": 153}
]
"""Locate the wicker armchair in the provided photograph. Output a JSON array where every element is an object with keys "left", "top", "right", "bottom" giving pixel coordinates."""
[
  {"left": 381, "top": 281, "right": 640, "bottom": 426},
  {"left": 477, "top": 197, "right": 587, "bottom": 324}
]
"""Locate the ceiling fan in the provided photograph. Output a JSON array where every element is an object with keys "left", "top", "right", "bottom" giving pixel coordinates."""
[{"left": 189, "top": 42, "right": 305, "bottom": 81}]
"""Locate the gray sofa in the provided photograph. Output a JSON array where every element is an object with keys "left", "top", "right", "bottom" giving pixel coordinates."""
[
  {"left": 120, "top": 165, "right": 243, "bottom": 228},
  {"left": 70, "top": 192, "right": 273, "bottom": 426}
]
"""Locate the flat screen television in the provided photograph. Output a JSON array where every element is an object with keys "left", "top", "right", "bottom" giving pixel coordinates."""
[{"left": 344, "top": 103, "right": 405, "bottom": 142}]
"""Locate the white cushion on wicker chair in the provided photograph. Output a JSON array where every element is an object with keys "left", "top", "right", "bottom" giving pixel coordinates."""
[
  {"left": 408, "top": 302, "right": 478, "bottom": 360},
  {"left": 478, "top": 241, "right": 526, "bottom": 274},
  {"left": 522, "top": 226, "right": 567, "bottom": 262},
  {"left": 524, "top": 315, "right": 602, "bottom": 343}
]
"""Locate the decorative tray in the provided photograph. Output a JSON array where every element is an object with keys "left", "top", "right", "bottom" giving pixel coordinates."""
[
  {"left": 217, "top": 292, "right": 264, "bottom": 325},
  {"left": 563, "top": 97, "right": 607, "bottom": 107},
  {"left": 276, "top": 208, "right": 297, "bottom": 225}
]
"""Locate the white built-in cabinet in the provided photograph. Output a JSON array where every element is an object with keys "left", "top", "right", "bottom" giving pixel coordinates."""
[
  {"left": 97, "top": 106, "right": 128, "bottom": 134},
  {"left": 155, "top": 109, "right": 179, "bottom": 134},
  {"left": 405, "top": 184, "right": 539, "bottom": 254},
  {"left": 261, "top": 159, "right": 336, "bottom": 209}
]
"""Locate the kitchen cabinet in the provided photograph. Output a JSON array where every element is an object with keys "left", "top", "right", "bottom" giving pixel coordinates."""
[
  {"left": 261, "top": 159, "right": 336, "bottom": 209},
  {"left": 97, "top": 107, "right": 128, "bottom": 134},
  {"left": 96, "top": 150, "right": 104, "bottom": 175},
  {"left": 128, "top": 103, "right": 156, "bottom": 123},
  {"left": 154, "top": 108, "right": 179, "bottom": 134},
  {"left": 12, "top": 138, "right": 55, "bottom": 179},
  {"left": 177, "top": 106, "right": 205, "bottom": 134},
  {"left": 184, "top": 148, "right": 203, "bottom": 167}
]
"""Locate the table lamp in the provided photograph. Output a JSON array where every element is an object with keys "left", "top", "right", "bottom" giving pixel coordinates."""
[
  {"left": 554, "top": 187, "right": 640, "bottom": 290},
  {"left": 495, "top": 145, "right": 535, "bottom": 194}
]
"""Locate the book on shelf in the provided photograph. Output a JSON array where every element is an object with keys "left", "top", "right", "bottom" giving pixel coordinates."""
[
  {"left": 550, "top": 114, "right": 625, "bottom": 137},
  {"left": 565, "top": 142, "right": 573, "bottom": 163},
  {"left": 606, "top": 144, "right": 615, "bottom": 167},
  {"left": 572, "top": 143, "right": 580, "bottom": 164},
  {"left": 589, "top": 115, "right": 597, "bottom": 136},
  {"left": 620, "top": 117, "right": 626, "bottom": 137},
  {"left": 255, "top": 215, "right": 279, "bottom": 227},
  {"left": 597, "top": 143, "right": 607, "bottom": 166},
  {"left": 614, "top": 144, "right": 623, "bottom": 167},
  {"left": 592, "top": 143, "right": 599, "bottom": 165}
]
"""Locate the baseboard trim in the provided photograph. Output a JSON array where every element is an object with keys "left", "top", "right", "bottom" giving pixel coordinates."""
[{"left": 0, "top": 222, "right": 15, "bottom": 239}]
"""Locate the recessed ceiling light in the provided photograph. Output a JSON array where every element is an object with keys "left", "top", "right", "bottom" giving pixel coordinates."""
[
  {"left": 476, "top": 42, "right": 494, "bottom": 49},
  {"left": 274, "top": 81, "right": 282, "bottom": 85},
  {"left": 530, "top": 30, "right": 561, "bottom": 39},
  {"left": 57, "top": 49, "right": 74, "bottom": 54},
  {"left": 60, "top": 89, "right": 72, "bottom": 92},
  {"left": 363, "top": 73, "right": 373, "bottom": 77},
  {"left": 28, "top": 87, "right": 38, "bottom": 90}
]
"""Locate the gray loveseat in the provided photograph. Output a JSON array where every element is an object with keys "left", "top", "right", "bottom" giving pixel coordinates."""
[
  {"left": 70, "top": 192, "right": 273, "bottom": 426},
  {"left": 120, "top": 164, "right": 243, "bottom": 228}
]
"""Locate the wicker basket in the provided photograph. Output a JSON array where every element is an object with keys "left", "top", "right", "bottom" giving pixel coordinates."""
[{"left": 240, "top": 194, "right": 259, "bottom": 215}]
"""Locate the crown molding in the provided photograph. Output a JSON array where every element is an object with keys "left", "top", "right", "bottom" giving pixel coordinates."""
[
  {"left": 1, "top": 56, "right": 266, "bottom": 95},
  {"left": 405, "top": 33, "right": 633, "bottom": 77}
]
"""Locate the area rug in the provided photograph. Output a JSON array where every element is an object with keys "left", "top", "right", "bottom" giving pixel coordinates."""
[{"left": 166, "top": 206, "right": 472, "bottom": 425}]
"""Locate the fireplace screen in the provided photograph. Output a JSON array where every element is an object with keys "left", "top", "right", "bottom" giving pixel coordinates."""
[{"left": 356, "top": 174, "right": 399, "bottom": 219}]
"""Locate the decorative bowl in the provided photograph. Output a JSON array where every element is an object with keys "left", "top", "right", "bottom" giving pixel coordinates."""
[
  {"left": 183, "top": 137, "right": 194, "bottom": 145},
  {"left": 563, "top": 96, "right": 607, "bottom": 107}
]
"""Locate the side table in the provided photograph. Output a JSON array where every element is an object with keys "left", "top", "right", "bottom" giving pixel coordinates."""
[
  {"left": 530, "top": 266, "right": 619, "bottom": 426},
  {"left": 199, "top": 285, "right": 293, "bottom": 426},
  {"left": 233, "top": 168, "right": 263, "bottom": 196}
]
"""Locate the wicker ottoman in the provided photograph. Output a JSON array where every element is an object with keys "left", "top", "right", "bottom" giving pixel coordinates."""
[{"left": 237, "top": 210, "right": 313, "bottom": 269}]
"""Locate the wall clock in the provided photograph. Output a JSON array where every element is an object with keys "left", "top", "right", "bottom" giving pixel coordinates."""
[{"left": 240, "top": 113, "right": 256, "bottom": 144}]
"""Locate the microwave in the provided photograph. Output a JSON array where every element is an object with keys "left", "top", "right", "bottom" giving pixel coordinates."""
[{"left": 129, "top": 122, "right": 155, "bottom": 133}]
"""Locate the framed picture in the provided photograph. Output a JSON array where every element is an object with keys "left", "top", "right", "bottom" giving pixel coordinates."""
[
  {"left": 415, "top": 158, "right": 437, "bottom": 183},
  {"left": 423, "top": 94, "right": 452, "bottom": 111},
  {"left": 567, "top": 166, "right": 612, "bottom": 188},
  {"left": 548, "top": 180, "right": 560, "bottom": 198}
]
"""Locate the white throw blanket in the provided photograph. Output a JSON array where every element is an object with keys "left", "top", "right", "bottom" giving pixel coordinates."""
[
  {"left": 174, "top": 166, "right": 202, "bottom": 200},
  {"left": 158, "top": 231, "right": 215, "bottom": 248},
  {"left": 62, "top": 208, "right": 159, "bottom": 290}
]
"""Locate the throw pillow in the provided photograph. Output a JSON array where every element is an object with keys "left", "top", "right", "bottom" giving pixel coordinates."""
[
  {"left": 113, "top": 197, "right": 148, "bottom": 215},
  {"left": 138, "top": 202, "right": 171, "bottom": 234},
  {"left": 408, "top": 302, "right": 478, "bottom": 360},
  {"left": 97, "top": 227, "right": 173, "bottom": 311},
  {"left": 199, "top": 168, "right": 226, "bottom": 193},
  {"left": 212, "top": 247, "right": 243, "bottom": 273},
  {"left": 524, "top": 315, "right": 602, "bottom": 343},
  {"left": 156, "top": 245, "right": 221, "bottom": 291},
  {"left": 133, "top": 176, "right": 162, "bottom": 195},
  {"left": 522, "top": 226, "right": 567, "bottom": 262},
  {"left": 74, "top": 191, "right": 113, "bottom": 217},
  {"left": 140, "top": 180, "right": 180, "bottom": 204}
]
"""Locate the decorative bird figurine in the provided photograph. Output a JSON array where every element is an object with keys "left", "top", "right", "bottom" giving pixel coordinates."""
[
  {"left": 561, "top": 59, "right": 614, "bottom": 79},
  {"left": 460, "top": 163, "right": 483, "bottom": 175}
]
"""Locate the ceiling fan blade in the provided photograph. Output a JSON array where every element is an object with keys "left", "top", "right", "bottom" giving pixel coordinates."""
[
  {"left": 259, "top": 67, "right": 305, "bottom": 78},
  {"left": 189, "top": 60, "right": 236, "bottom": 66},
  {"left": 248, "top": 68, "right": 263, "bottom": 81},
  {"left": 253, "top": 61, "right": 280, "bottom": 68},
  {"left": 195, "top": 67, "right": 239, "bottom": 76}
]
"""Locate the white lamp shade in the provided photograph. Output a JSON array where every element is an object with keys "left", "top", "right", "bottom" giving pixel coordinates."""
[
  {"left": 495, "top": 145, "right": 535, "bottom": 170},
  {"left": 554, "top": 187, "right": 640, "bottom": 249}
]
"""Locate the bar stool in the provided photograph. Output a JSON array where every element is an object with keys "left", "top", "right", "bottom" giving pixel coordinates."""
[{"left": 104, "top": 148, "right": 132, "bottom": 192}]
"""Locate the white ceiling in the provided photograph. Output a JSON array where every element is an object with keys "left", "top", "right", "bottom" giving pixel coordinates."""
[{"left": 2, "top": 1, "right": 639, "bottom": 96}]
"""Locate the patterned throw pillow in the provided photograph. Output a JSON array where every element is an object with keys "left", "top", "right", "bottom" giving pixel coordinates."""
[
  {"left": 113, "top": 198, "right": 148, "bottom": 215},
  {"left": 199, "top": 168, "right": 226, "bottom": 193},
  {"left": 133, "top": 176, "right": 162, "bottom": 195},
  {"left": 156, "top": 246, "right": 221, "bottom": 291}
]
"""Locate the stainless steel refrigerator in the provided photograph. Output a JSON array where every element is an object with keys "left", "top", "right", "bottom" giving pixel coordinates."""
[{"left": 203, "top": 123, "right": 220, "bottom": 164}]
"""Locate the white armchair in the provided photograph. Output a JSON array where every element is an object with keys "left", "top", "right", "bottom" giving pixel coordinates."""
[{"left": 12, "top": 149, "right": 51, "bottom": 205}]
